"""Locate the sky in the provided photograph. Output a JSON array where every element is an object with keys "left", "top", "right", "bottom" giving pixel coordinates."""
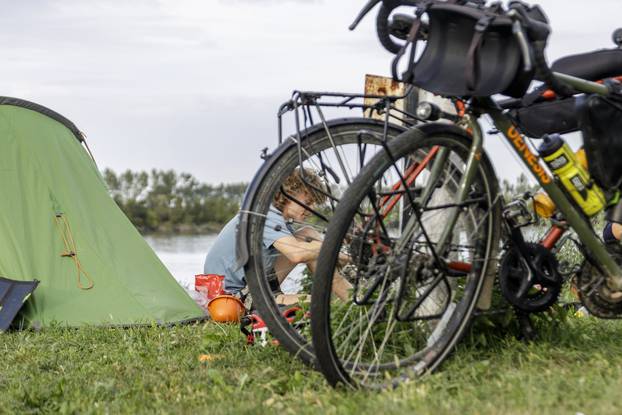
[{"left": 1, "top": 0, "right": 620, "bottom": 185}]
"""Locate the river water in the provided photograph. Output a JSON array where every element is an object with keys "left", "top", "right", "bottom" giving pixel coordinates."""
[
  {"left": 144, "top": 233, "right": 303, "bottom": 294},
  {"left": 144, "top": 234, "right": 217, "bottom": 291}
]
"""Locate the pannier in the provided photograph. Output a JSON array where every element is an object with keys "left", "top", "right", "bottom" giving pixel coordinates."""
[
  {"left": 577, "top": 94, "right": 622, "bottom": 190},
  {"left": 510, "top": 46, "right": 622, "bottom": 138},
  {"left": 511, "top": 97, "right": 578, "bottom": 138},
  {"left": 393, "top": 2, "right": 547, "bottom": 98}
]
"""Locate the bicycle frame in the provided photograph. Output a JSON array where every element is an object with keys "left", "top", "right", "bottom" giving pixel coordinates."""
[{"left": 441, "top": 73, "right": 622, "bottom": 291}]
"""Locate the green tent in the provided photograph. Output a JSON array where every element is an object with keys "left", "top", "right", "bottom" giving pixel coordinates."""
[{"left": 0, "top": 97, "right": 205, "bottom": 328}]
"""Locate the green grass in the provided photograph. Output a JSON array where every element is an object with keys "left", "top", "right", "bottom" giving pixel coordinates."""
[{"left": 1, "top": 314, "right": 621, "bottom": 415}]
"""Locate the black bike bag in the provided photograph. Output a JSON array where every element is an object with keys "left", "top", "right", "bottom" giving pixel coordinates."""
[
  {"left": 512, "top": 97, "right": 578, "bottom": 138},
  {"left": 393, "top": 2, "right": 543, "bottom": 98},
  {"left": 577, "top": 93, "right": 622, "bottom": 190}
]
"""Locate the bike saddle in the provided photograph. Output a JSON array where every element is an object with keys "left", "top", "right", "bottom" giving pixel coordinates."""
[{"left": 552, "top": 48, "right": 622, "bottom": 81}]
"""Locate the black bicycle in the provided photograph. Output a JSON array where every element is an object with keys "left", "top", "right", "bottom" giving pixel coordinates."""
[{"left": 311, "top": 0, "right": 622, "bottom": 388}]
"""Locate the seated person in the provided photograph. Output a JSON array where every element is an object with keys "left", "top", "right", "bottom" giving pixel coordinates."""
[{"left": 204, "top": 167, "right": 351, "bottom": 305}]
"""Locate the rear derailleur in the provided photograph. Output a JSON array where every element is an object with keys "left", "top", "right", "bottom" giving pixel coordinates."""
[{"left": 576, "top": 244, "right": 622, "bottom": 319}]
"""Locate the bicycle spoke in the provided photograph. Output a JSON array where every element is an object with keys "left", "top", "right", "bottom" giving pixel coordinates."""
[{"left": 313, "top": 132, "right": 500, "bottom": 387}]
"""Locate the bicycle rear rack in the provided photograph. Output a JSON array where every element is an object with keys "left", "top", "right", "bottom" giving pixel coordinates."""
[
  {"left": 276, "top": 88, "right": 420, "bottom": 145},
  {"left": 272, "top": 88, "right": 421, "bottom": 216}
]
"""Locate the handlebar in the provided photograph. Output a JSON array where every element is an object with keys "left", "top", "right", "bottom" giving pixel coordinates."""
[
  {"left": 351, "top": 0, "right": 423, "bottom": 54},
  {"left": 507, "top": 1, "right": 575, "bottom": 97},
  {"left": 349, "top": 0, "right": 382, "bottom": 31},
  {"left": 376, "top": 3, "right": 403, "bottom": 53}
]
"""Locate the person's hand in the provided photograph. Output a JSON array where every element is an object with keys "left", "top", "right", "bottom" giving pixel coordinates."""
[{"left": 337, "top": 251, "right": 350, "bottom": 266}]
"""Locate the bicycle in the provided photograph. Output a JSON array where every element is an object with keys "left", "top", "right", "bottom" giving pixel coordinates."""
[
  {"left": 235, "top": 88, "right": 420, "bottom": 364},
  {"left": 310, "top": 0, "right": 622, "bottom": 388}
]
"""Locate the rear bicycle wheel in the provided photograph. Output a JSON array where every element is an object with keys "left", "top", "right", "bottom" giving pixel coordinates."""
[
  {"left": 311, "top": 125, "right": 501, "bottom": 387},
  {"left": 242, "top": 118, "right": 406, "bottom": 365}
]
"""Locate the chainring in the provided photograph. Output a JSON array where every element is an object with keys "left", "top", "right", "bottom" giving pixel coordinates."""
[
  {"left": 577, "top": 244, "right": 622, "bottom": 319},
  {"left": 499, "top": 243, "right": 563, "bottom": 313}
]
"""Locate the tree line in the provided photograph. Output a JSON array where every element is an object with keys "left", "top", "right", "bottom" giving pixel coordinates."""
[
  {"left": 103, "top": 168, "right": 246, "bottom": 234},
  {"left": 102, "top": 168, "right": 538, "bottom": 234}
]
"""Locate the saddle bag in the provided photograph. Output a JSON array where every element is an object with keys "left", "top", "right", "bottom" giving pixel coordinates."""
[
  {"left": 393, "top": 2, "right": 546, "bottom": 98},
  {"left": 577, "top": 94, "right": 622, "bottom": 190},
  {"left": 511, "top": 97, "right": 579, "bottom": 138}
]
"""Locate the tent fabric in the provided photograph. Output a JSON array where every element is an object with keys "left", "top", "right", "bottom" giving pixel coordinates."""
[
  {"left": 0, "top": 97, "right": 205, "bottom": 328},
  {"left": 0, "top": 277, "right": 39, "bottom": 331}
]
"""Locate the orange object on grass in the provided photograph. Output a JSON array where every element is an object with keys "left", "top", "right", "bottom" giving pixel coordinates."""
[{"left": 207, "top": 295, "right": 245, "bottom": 323}]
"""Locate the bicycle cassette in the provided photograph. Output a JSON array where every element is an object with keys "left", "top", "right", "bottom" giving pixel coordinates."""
[
  {"left": 499, "top": 243, "right": 563, "bottom": 313},
  {"left": 577, "top": 244, "right": 622, "bottom": 319}
]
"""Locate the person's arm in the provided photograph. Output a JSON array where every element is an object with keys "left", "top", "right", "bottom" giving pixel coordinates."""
[
  {"left": 273, "top": 229, "right": 353, "bottom": 301},
  {"left": 273, "top": 235, "right": 322, "bottom": 264}
]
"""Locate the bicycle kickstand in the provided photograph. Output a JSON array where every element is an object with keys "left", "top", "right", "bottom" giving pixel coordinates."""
[{"left": 514, "top": 308, "right": 537, "bottom": 342}]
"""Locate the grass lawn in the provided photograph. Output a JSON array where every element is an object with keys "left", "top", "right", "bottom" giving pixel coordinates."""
[{"left": 1, "top": 312, "right": 621, "bottom": 415}]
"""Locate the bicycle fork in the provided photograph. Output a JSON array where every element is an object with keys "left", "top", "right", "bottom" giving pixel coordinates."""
[{"left": 395, "top": 116, "right": 485, "bottom": 259}]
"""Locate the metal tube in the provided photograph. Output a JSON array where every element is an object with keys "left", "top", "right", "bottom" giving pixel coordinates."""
[
  {"left": 552, "top": 72, "right": 609, "bottom": 95},
  {"left": 396, "top": 147, "right": 448, "bottom": 252},
  {"left": 482, "top": 97, "right": 622, "bottom": 290},
  {"left": 540, "top": 225, "right": 565, "bottom": 250},
  {"left": 314, "top": 102, "right": 353, "bottom": 185},
  {"left": 434, "top": 116, "right": 484, "bottom": 254}
]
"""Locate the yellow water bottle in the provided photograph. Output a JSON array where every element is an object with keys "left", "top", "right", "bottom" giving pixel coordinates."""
[{"left": 537, "top": 134, "right": 605, "bottom": 217}]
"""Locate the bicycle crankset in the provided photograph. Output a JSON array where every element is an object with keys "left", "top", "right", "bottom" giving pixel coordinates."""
[
  {"left": 577, "top": 244, "right": 622, "bottom": 319},
  {"left": 499, "top": 242, "right": 563, "bottom": 313}
]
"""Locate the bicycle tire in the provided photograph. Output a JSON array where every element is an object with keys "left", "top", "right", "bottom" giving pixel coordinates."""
[
  {"left": 311, "top": 124, "right": 501, "bottom": 387},
  {"left": 243, "top": 118, "right": 407, "bottom": 365}
]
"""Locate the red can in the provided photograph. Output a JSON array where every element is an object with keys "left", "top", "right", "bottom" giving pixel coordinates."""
[{"left": 195, "top": 274, "right": 225, "bottom": 301}]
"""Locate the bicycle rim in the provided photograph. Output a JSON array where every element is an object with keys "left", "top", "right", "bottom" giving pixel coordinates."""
[
  {"left": 244, "top": 119, "right": 406, "bottom": 365},
  {"left": 311, "top": 126, "right": 501, "bottom": 387}
]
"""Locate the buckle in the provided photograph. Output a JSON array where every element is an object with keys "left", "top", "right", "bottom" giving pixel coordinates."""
[
  {"left": 604, "top": 78, "right": 622, "bottom": 97},
  {"left": 475, "top": 15, "right": 494, "bottom": 32}
]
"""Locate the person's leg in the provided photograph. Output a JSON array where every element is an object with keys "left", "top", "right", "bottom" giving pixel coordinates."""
[
  {"left": 273, "top": 255, "right": 297, "bottom": 284},
  {"left": 304, "top": 259, "right": 352, "bottom": 301},
  {"left": 272, "top": 253, "right": 306, "bottom": 305}
]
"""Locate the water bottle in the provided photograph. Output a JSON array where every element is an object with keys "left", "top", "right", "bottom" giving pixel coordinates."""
[{"left": 537, "top": 134, "right": 605, "bottom": 217}]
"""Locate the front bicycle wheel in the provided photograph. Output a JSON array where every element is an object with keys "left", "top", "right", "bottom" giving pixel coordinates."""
[
  {"left": 242, "top": 118, "right": 406, "bottom": 365},
  {"left": 311, "top": 125, "right": 501, "bottom": 388}
]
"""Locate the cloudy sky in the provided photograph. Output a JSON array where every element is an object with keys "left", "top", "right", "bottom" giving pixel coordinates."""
[{"left": 1, "top": 0, "right": 620, "bottom": 184}]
